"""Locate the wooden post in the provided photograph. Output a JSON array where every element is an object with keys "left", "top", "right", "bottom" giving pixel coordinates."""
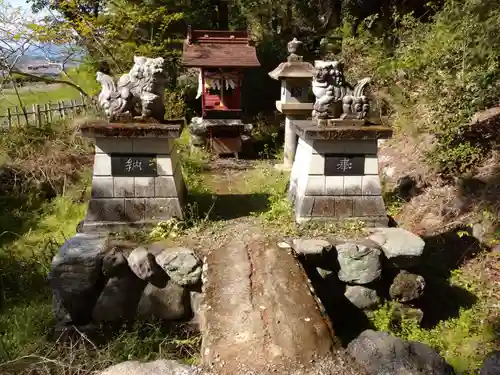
[
  {"left": 15, "top": 106, "right": 20, "bottom": 126},
  {"left": 70, "top": 99, "right": 76, "bottom": 117},
  {"left": 48, "top": 103, "right": 54, "bottom": 123},
  {"left": 58, "top": 101, "right": 64, "bottom": 119},
  {"left": 44, "top": 103, "right": 50, "bottom": 124},
  {"left": 32, "top": 104, "right": 37, "bottom": 126},
  {"left": 36, "top": 104, "right": 41, "bottom": 127},
  {"left": 6, "top": 108, "right": 12, "bottom": 129}
]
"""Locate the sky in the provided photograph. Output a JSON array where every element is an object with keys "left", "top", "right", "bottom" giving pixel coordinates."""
[{"left": 7, "top": 0, "right": 29, "bottom": 9}]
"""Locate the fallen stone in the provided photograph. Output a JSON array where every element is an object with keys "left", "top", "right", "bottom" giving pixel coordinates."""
[
  {"left": 292, "top": 238, "right": 333, "bottom": 260},
  {"left": 190, "top": 291, "right": 203, "bottom": 327},
  {"left": 102, "top": 247, "right": 128, "bottom": 278},
  {"left": 391, "top": 303, "right": 424, "bottom": 325},
  {"left": 92, "top": 269, "right": 147, "bottom": 322},
  {"left": 277, "top": 241, "right": 292, "bottom": 249},
  {"left": 368, "top": 227, "right": 425, "bottom": 268},
  {"left": 156, "top": 247, "right": 202, "bottom": 286},
  {"left": 137, "top": 281, "right": 192, "bottom": 321},
  {"left": 480, "top": 351, "right": 500, "bottom": 375},
  {"left": 127, "top": 247, "right": 157, "bottom": 280},
  {"left": 98, "top": 359, "right": 198, "bottom": 375},
  {"left": 389, "top": 270, "right": 426, "bottom": 303},
  {"left": 316, "top": 267, "right": 334, "bottom": 279},
  {"left": 348, "top": 329, "right": 456, "bottom": 375},
  {"left": 337, "top": 242, "right": 381, "bottom": 284},
  {"left": 344, "top": 285, "right": 380, "bottom": 310},
  {"left": 49, "top": 233, "right": 107, "bottom": 325}
]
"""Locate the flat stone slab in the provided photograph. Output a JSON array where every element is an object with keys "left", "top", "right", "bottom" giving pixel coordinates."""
[
  {"left": 79, "top": 120, "right": 184, "bottom": 138},
  {"left": 200, "top": 237, "right": 337, "bottom": 374},
  {"left": 292, "top": 119, "right": 393, "bottom": 140}
]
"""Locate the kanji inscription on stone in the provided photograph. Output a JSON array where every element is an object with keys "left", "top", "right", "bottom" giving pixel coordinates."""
[
  {"left": 324, "top": 154, "right": 365, "bottom": 176},
  {"left": 111, "top": 155, "right": 157, "bottom": 177}
]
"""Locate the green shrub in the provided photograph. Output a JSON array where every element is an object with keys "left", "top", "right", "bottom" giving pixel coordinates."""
[{"left": 340, "top": 0, "right": 500, "bottom": 176}]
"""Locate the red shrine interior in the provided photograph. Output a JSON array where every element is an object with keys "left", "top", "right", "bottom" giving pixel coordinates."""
[{"left": 201, "top": 69, "right": 242, "bottom": 115}]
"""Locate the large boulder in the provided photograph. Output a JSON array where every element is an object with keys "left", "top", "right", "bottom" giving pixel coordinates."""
[
  {"left": 102, "top": 247, "right": 128, "bottom": 278},
  {"left": 49, "top": 234, "right": 107, "bottom": 325},
  {"left": 347, "top": 330, "right": 456, "bottom": 375},
  {"left": 98, "top": 359, "right": 198, "bottom": 375},
  {"left": 368, "top": 228, "right": 425, "bottom": 268},
  {"left": 155, "top": 247, "right": 202, "bottom": 287},
  {"left": 344, "top": 285, "right": 380, "bottom": 310},
  {"left": 389, "top": 271, "right": 426, "bottom": 303},
  {"left": 337, "top": 242, "right": 381, "bottom": 284},
  {"left": 137, "top": 281, "right": 192, "bottom": 321},
  {"left": 92, "top": 269, "right": 147, "bottom": 322}
]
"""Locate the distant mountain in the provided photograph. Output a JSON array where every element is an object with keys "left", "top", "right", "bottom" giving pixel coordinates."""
[{"left": 12, "top": 43, "right": 84, "bottom": 76}]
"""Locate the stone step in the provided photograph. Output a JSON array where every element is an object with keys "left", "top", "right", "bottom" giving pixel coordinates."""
[{"left": 199, "top": 237, "right": 338, "bottom": 374}]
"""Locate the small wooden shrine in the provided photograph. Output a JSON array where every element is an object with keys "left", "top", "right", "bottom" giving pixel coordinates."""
[{"left": 182, "top": 27, "right": 261, "bottom": 157}]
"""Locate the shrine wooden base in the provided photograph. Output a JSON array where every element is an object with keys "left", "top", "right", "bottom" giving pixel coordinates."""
[
  {"left": 205, "top": 120, "right": 245, "bottom": 158},
  {"left": 78, "top": 120, "right": 187, "bottom": 233}
]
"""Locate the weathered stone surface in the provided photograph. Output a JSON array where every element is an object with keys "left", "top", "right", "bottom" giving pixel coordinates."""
[
  {"left": 391, "top": 303, "right": 424, "bottom": 325},
  {"left": 201, "top": 238, "right": 337, "bottom": 375},
  {"left": 156, "top": 247, "right": 202, "bottom": 286},
  {"left": 190, "top": 291, "right": 203, "bottom": 326},
  {"left": 292, "top": 238, "right": 333, "bottom": 265},
  {"left": 102, "top": 247, "right": 128, "bottom": 277},
  {"left": 389, "top": 271, "right": 426, "bottom": 303},
  {"left": 317, "top": 267, "right": 334, "bottom": 279},
  {"left": 86, "top": 198, "right": 126, "bottom": 222},
  {"left": 348, "top": 330, "right": 456, "bottom": 375},
  {"left": 336, "top": 242, "right": 381, "bottom": 284},
  {"left": 93, "top": 269, "right": 147, "bottom": 322},
  {"left": 127, "top": 247, "right": 157, "bottom": 280},
  {"left": 49, "top": 234, "right": 107, "bottom": 325},
  {"left": 480, "top": 351, "right": 500, "bottom": 375},
  {"left": 293, "top": 239, "right": 332, "bottom": 255},
  {"left": 137, "top": 281, "right": 191, "bottom": 321},
  {"left": 369, "top": 227, "right": 425, "bottom": 268},
  {"left": 97, "top": 359, "right": 197, "bottom": 375},
  {"left": 344, "top": 285, "right": 379, "bottom": 310}
]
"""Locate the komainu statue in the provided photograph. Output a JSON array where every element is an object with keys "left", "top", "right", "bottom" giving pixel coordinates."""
[
  {"left": 312, "top": 60, "right": 371, "bottom": 120},
  {"left": 96, "top": 56, "right": 166, "bottom": 122}
]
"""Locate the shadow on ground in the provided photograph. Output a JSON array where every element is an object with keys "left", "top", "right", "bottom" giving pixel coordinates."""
[
  {"left": 187, "top": 192, "right": 271, "bottom": 220},
  {"left": 300, "top": 225, "right": 486, "bottom": 345}
]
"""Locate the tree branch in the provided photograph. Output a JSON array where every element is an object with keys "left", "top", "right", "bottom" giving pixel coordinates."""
[{"left": 8, "top": 69, "right": 89, "bottom": 96}]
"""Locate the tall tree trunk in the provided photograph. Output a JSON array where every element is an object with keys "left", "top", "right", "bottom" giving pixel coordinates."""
[{"left": 218, "top": 0, "right": 229, "bottom": 29}]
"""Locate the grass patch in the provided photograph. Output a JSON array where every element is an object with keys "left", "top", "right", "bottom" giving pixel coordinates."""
[
  {"left": 0, "top": 68, "right": 100, "bottom": 116},
  {"left": 0, "top": 122, "right": 201, "bottom": 375},
  {"left": 367, "top": 252, "right": 499, "bottom": 373}
]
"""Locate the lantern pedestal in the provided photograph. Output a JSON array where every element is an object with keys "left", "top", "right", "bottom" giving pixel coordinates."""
[
  {"left": 289, "top": 119, "right": 393, "bottom": 226},
  {"left": 78, "top": 120, "right": 187, "bottom": 233},
  {"left": 268, "top": 40, "right": 315, "bottom": 171}
]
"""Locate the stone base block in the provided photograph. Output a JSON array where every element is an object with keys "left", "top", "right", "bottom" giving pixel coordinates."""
[
  {"left": 82, "top": 197, "right": 183, "bottom": 233},
  {"left": 82, "top": 136, "right": 187, "bottom": 233},
  {"left": 289, "top": 137, "right": 389, "bottom": 226}
]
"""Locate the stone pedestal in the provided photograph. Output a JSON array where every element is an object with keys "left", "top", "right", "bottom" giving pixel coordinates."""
[
  {"left": 78, "top": 120, "right": 186, "bottom": 233},
  {"left": 289, "top": 120, "right": 393, "bottom": 226}
]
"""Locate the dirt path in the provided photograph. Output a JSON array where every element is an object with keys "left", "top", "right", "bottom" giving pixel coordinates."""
[{"left": 200, "top": 236, "right": 339, "bottom": 374}]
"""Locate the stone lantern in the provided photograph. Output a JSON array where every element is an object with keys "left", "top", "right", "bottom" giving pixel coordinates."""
[{"left": 269, "top": 38, "right": 315, "bottom": 171}]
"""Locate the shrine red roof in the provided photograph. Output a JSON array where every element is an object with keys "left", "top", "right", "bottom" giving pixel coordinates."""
[{"left": 182, "top": 28, "right": 261, "bottom": 68}]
